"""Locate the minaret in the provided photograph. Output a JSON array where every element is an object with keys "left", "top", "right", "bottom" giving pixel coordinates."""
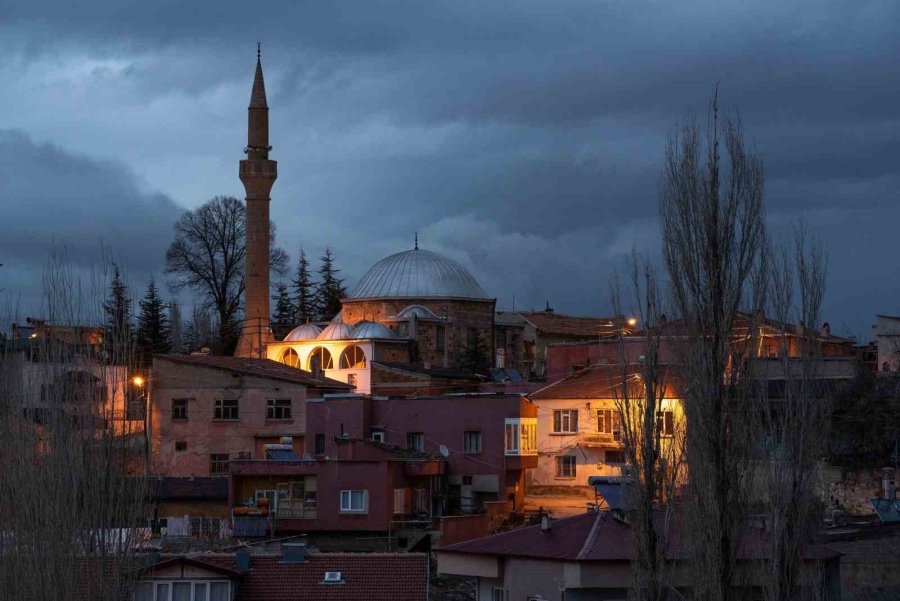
[{"left": 235, "top": 44, "right": 277, "bottom": 358}]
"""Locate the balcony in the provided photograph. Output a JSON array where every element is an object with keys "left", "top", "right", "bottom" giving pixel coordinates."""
[{"left": 579, "top": 432, "right": 623, "bottom": 448}]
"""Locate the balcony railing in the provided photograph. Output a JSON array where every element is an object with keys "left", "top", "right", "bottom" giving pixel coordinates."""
[
  {"left": 274, "top": 501, "right": 317, "bottom": 520},
  {"left": 579, "top": 432, "right": 623, "bottom": 447}
]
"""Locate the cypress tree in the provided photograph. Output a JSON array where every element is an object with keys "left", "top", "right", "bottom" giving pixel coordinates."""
[
  {"left": 103, "top": 264, "right": 133, "bottom": 362},
  {"left": 316, "top": 248, "right": 346, "bottom": 322},
  {"left": 136, "top": 277, "right": 171, "bottom": 365},
  {"left": 292, "top": 248, "right": 317, "bottom": 323},
  {"left": 271, "top": 282, "right": 295, "bottom": 339}
]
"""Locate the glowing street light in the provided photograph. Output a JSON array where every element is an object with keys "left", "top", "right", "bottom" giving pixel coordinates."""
[
  {"left": 132, "top": 375, "right": 145, "bottom": 387},
  {"left": 627, "top": 317, "right": 638, "bottom": 327}
]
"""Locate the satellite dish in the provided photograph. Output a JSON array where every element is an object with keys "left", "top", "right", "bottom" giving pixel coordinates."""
[{"left": 439, "top": 445, "right": 450, "bottom": 458}]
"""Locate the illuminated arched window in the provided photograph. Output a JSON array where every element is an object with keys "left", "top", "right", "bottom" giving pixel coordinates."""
[
  {"left": 340, "top": 345, "right": 367, "bottom": 369},
  {"left": 307, "top": 347, "right": 334, "bottom": 370},
  {"left": 281, "top": 348, "right": 300, "bottom": 368}
]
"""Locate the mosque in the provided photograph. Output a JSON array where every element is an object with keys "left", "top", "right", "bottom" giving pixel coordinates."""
[{"left": 234, "top": 50, "right": 501, "bottom": 391}]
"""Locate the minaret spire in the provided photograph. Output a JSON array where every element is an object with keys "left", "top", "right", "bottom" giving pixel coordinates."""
[{"left": 236, "top": 45, "right": 278, "bottom": 358}]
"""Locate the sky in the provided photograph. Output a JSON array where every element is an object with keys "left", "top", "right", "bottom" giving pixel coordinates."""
[{"left": 1, "top": 0, "right": 898, "bottom": 341}]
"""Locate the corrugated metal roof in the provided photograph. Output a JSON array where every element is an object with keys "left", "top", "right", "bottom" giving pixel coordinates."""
[{"left": 347, "top": 249, "right": 488, "bottom": 300}]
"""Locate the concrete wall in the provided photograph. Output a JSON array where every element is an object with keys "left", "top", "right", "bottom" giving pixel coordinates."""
[{"left": 150, "top": 358, "right": 309, "bottom": 476}]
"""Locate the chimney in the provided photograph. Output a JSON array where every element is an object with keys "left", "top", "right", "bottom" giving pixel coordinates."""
[
  {"left": 282, "top": 542, "right": 307, "bottom": 564},
  {"left": 821, "top": 322, "right": 831, "bottom": 337}
]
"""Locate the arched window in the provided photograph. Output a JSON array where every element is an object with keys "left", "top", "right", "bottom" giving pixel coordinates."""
[
  {"left": 281, "top": 348, "right": 300, "bottom": 368},
  {"left": 340, "top": 345, "right": 367, "bottom": 369},
  {"left": 307, "top": 347, "right": 334, "bottom": 370}
]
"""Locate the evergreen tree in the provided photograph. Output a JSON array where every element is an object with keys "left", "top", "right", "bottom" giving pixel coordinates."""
[
  {"left": 102, "top": 264, "right": 133, "bottom": 362},
  {"left": 271, "top": 282, "right": 295, "bottom": 339},
  {"left": 136, "top": 277, "right": 171, "bottom": 365},
  {"left": 316, "top": 248, "right": 346, "bottom": 321},
  {"left": 291, "top": 248, "right": 317, "bottom": 323}
]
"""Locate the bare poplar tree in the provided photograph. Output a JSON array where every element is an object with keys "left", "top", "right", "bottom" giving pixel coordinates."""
[
  {"left": 759, "top": 225, "right": 830, "bottom": 601},
  {"left": 660, "top": 90, "right": 767, "bottom": 601},
  {"left": 0, "top": 249, "right": 150, "bottom": 599},
  {"left": 611, "top": 253, "right": 686, "bottom": 601}
]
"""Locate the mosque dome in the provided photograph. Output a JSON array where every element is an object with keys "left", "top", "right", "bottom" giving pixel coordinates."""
[
  {"left": 353, "top": 320, "right": 396, "bottom": 339},
  {"left": 283, "top": 323, "right": 322, "bottom": 341},
  {"left": 347, "top": 248, "right": 488, "bottom": 300},
  {"left": 317, "top": 322, "right": 357, "bottom": 341}
]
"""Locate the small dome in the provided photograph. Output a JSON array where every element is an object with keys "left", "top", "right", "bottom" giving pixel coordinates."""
[
  {"left": 398, "top": 304, "right": 439, "bottom": 320},
  {"left": 317, "top": 322, "right": 357, "bottom": 340},
  {"left": 283, "top": 323, "right": 322, "bottom": 341},
  {"left": 348, "top": 248, "right": 488, "bottom": 300},
  {"left": 353, "top": 320, "right": 396, "bottom": 339}
]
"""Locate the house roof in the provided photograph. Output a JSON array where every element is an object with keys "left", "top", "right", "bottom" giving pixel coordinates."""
[
  {"left": 530, "top": 364, "right": 679, "bottom": 401},
  {"left": 154, "top": 354, "right": 353, "bottom": 389},
  {"left": 439, "top": 511, "right": 841, "bottom": 563},
  {"left": 148, "top": 476, "right": 228, "bottom": 500},
  {"left": 515, "top": 312, "right": 620, "bottom": 337},
  {"left": 199, "top": 552, "right": 428, "bottom": 601},
  {"left": 372, "top": 361, "right": 481, "bottom": 380}
]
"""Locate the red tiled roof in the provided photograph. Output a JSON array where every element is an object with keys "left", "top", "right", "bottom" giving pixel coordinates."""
[
  {"left": 516, "top": 312, "right": 620, "bottom": 337},
  {"left": 530, "top": 364, "right": 679, "bottom": 400},
  {"left": 200, "top": 552, "right": 428, "bottom": 601},
  {"left": 439, "top": 511, "right": 840, "bottom": 563},
  {"left": 154, "top": 354, "right": 353, "bottom": 389}
]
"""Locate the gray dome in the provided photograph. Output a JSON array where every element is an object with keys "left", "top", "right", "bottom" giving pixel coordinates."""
[
  {"left": 283, "top": 323, "right": 322, "bottom": 341},
  {"left": 348, "top": 248, "right": 488, "bottom": 300},
  {"left": 353, "top": 320, "right": 396, "bottom": 339},
  {"left": 317, "top": 322, "right": 357, "bottom": 340}
]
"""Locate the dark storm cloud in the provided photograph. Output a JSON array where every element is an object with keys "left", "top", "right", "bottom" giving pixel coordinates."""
[{"left": 1, "top": 1, "right": 898, "bottom": 338}]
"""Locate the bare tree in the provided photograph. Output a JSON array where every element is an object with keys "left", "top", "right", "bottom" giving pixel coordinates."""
[
  {"left": 660, "top": 90, "right": 767, "bottom": 601},
  {"left": 759, "top": 224, "right": 830, "bottom": 601},
  {"left": 164, "top": 195, "right": 287, "bottom": 354},
  {"left": 0, "top": 248, "right": 150, "bottom": 599},
  {"left": 611, "top": 253, "right": 687, "bottom": 601}
]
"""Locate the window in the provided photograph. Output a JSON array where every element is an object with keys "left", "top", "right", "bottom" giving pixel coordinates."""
[
  {"left": 256, "top": 489, "right": 279, "bottom": 512},
  {"left": 314, "top": 434, "right": 326, "bottom": 455},
  {"left": 435, "top": 325, "right": 445, "bottom": 351},
  {"left": 505, "top": 418, "right": 537, "bottom": 455},
  {"left": 347, "top": 373, "right": 357, "bottom": 387},
  {"left": 605, "top": 450, "right": 626, "bottom": 465},
  {"left": 266, "top": 399, "right": 292, "bottom": 420},
  {"left": 213, "top": 399, "right": 238, "bottom": 420},
  {"left": 210, "top": 453, "right": 228, "bottom": 475},
  {"left": 414, "top": 488, "right": 429, "bottom": 513},
  {"left": 556, "top": 455, "right": 577, "bottom": 478},
  {"left": 656, "top": 410, "right": 675, "bottom": 438},
  {"left": 495, "top": 328, "right": 507, "bottom": 350},
  {"left": 172, "top": 398, "right": 189, "bottom": 421},
  {"left": 339, "top": 345, "right": 367, "bottom": 369},
  {"left": 464, "top": 431, "right": 482, "bottom": 453},
  {"left": 340, "top": 489, "right": 368, "bottom": 512},
  {"left": 491, "top": 588, "right": 508, "bottom": 601},
  {"left": 307, "top": 347, "right": 334, "bottom": 370},
  {"left": 597, "top": 408, "right": 622, "bottom": 440},
  {"left": 467, "top": 327, "right": 478, "bottom": 350},
  {"left": 394, "top": 488, "right": 407, "bottom": 514},
  {"left": 175, "top": 441, "right": 187, "bottom": 452},
  {"left": 407, "top": 432, "right": 425, "bottom": 452},
  {"left": 134, "top": 580, "right": 231, "bottom": 601},
  {"left": 553, "top": 409, "right": 578, "bottom": 433},
  {"left": 281, "top": 348, "right": 300, "bottom": 368},
  {"left": 371, "top": 429, "right": 385, "bottom": 443}
]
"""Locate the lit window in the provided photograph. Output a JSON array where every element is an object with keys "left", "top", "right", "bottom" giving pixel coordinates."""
[
  {"left": 656, "top": 410, "right": 675, "bottom": 438},
  {"left": 464, "top": 431, "right": 482, "bottom": 453},
  {"left": 266, "top": 399, "right": 292, "bottom": 420},
  {"left": 213, "top": 399, "right": 238, "bottom": 420},
  {"left": 340, "top": 489, "right": 368, "bottom": 512},
  {"left": 553, "top": 409, "right": 578, "bottom": 434},
  {"left": 407, "top": 432, "right": 425, "bottom": 452},
  {"left": 210, "top": 453, "right": 229, "bottom": 475},
  {"left": 339, "top": 345, "right": 367, "bottom": 369},
  {"left": 172, "top": 398, "right": 189, "bottom": 421},
  {"left": 556, "top": 455, "right": 577, "bottom": 478},
  {"left": 307, "top": 347, "right": 334, "bottom": 370},
  {"left": 505, "top": 418, "right": 537, "bottom": 455},
  {"left": 281, "top": 348, "right": 300, "bottom": 368},
  {"left": 597, "top": 408, "right": 621, "bottom": 440}
]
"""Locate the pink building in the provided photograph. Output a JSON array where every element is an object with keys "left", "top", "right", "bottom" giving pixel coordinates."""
[{"left": 149, "top": 354, "right": 352, "bottom": 478}]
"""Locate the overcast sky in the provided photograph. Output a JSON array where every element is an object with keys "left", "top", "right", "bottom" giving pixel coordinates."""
[{"left": 1, "top": 1, "right": 898, "bottom": 341}]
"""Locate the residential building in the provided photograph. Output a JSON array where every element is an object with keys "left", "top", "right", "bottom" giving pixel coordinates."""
[
  {"left": 148, "top": 354, "right": 352, "bottom": 478},
  {"left": 437, "top": 510, "right": 842, "bottom": 601},
  {"left": 873, "top": 314, "right": 900, "bottom": 373}
]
